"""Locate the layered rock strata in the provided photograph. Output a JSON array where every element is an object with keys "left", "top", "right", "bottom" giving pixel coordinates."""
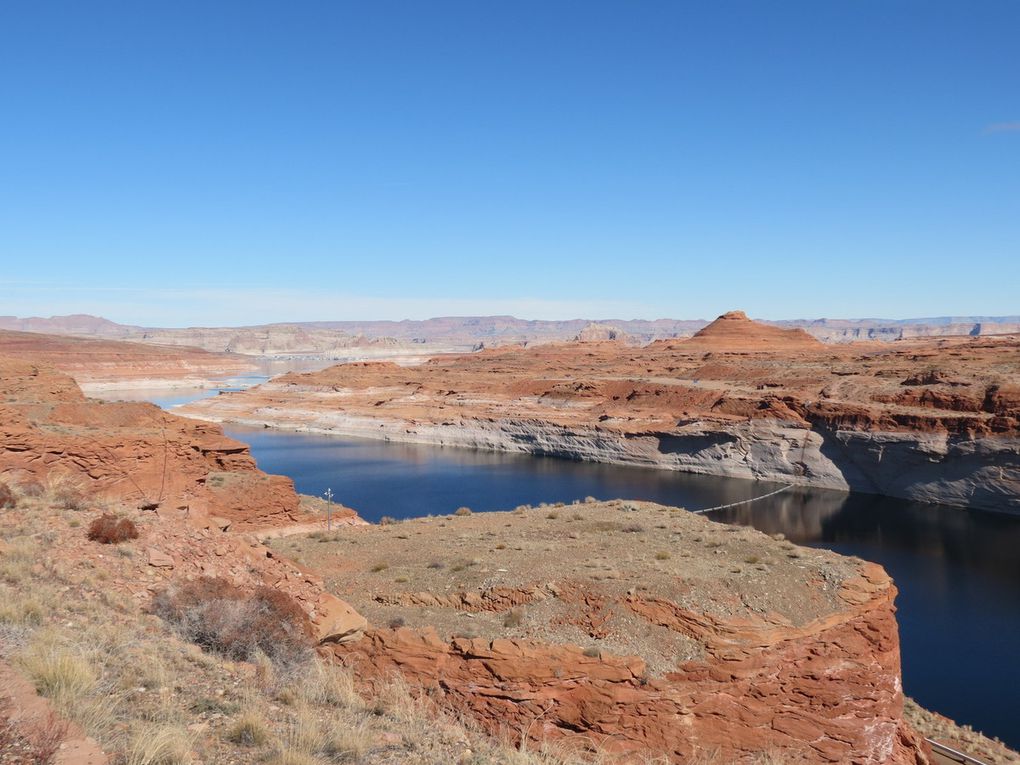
[
  {"left": 0, "top": 328, "right": 256, "bottom": 388},
  {"left": 0, "top": 356, "right": 297, "bottom": 530},
  {"left": 181, "top": 312, "right": 1020, "bottom": 512}
]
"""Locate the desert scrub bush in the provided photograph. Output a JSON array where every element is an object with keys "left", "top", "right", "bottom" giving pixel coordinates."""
[
  {"left": 654, "top": 551, "right": 671, "bottom": 561},
  {"left": 454, "top": 506, "right": 472, "bottom": 516},
  {"left": 87, "top": 513, "right": 139, "bottom": 544},
  {"left": 152, "top": 576, "right": 313, "bottom": 667},
  {"left": 503, "top": 609, "right": 524, "bottom": 628},
  {"left": 0, "top": 481, "right": 16, "bottom": 508}
]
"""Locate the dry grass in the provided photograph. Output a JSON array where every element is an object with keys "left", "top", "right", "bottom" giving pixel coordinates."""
[
  {"left": 225, "top": 711, "right": 271, "bottom": 746},
  {"left": 122, "top": 724, "right": 194, "bottom": 765},
  {"left": 17, "top": 637, "right": 99, "bottom": 704},
  {"left": 0, "top": 590, "right": 46, "bottom": 626},
  {"left": 43, "top": 472, "right": 91, "bottom": 511},
  {"left": 0, "top": 536, "right": 37, "bottom": 584}
]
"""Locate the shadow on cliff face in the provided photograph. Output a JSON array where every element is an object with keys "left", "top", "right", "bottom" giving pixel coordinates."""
[{"left": 809, "top": 421, "right": 1020, "bottom": 512}]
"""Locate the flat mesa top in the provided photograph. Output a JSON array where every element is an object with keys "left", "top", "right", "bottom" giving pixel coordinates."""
[{"left": 271, "top": 500, "right": 873, "bottom": 676}]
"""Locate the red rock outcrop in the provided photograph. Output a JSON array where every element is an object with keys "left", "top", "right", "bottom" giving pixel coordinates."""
[
  {"left": 678, "top": 310, "right": 823, "bottom": 351},
  {"left": 0, "top": 328, "right": 256, "bottom": 387},
  {"left": 0, "top": 357, "right": 297, "bottom": 530}
]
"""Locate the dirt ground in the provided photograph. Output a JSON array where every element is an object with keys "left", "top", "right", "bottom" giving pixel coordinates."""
[{"left": 270, "top": 498, "right": 862, "bottom": 677}]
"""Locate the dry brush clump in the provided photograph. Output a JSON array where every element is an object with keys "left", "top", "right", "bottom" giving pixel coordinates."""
[
  {"left": 0, "top": 481, "right": 17, "bottom": 509},
  {"left": 87, "top": 513, "right": 139, "bottom": 544},
  {"left": 0, "top": 704, "right": 70, "bottom": 765},
  {"left": 152, "top": 576, "right": 314, "bottom": 668},
  {"left": 43, "top": 473, "right": 90, "bottom": 511}
]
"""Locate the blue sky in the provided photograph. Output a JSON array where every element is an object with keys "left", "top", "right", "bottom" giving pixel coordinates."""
[{"left": 1, "top": 1, "right": 1017, "bottom": 326}]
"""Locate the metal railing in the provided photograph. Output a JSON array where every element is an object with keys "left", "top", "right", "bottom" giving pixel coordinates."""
[{"left": 926, "top": 737, "right": 991, "bottom": 765}]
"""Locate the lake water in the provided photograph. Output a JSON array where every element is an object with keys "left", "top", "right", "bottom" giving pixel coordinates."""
[{"left": 109, "top": 383, "right": 1020, "bottom": 748}]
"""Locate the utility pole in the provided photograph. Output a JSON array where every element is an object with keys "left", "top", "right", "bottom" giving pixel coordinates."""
[{"left": 324, "top": 487, "right": 333, "bottom": 532}]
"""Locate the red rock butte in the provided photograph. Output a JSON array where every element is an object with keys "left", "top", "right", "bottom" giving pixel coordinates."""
[{"left": 679, "top": 310, "right": 824, "bottom": 351}]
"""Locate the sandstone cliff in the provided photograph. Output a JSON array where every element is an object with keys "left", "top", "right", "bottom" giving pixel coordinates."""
[
  {"left": 0, "top": 356, "right": 297, "bottom": 530},
  {"left": 0, "top": 328, "right": 257, "bottom": 388},
  {"left": 180, "top": 312, "right": 1020, "bottom": 513}
]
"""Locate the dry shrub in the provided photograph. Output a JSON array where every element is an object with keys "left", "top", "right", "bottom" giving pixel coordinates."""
[
  {"left": 18, "top": 479, "right": 45, "bottom": 498},
  {"left": 0, "top": 705, "right": 69, "bottom": 765},
  {"left": 28, "top": 710, "right": 70, "bottom": 764},
  {"left": 0, "top": 482, "right": 16, "bottom": 509},
  {"left": 87, "top": 514, "right": 139, "bottom": 544},
  {"left": 454, "top": 506, "right": 472, "bottom": 516},
  {"left": 152, "top": 577, "right": 313, "bottom": 667},
  {"left": 45, "top": 474, "right": 90, "bottom": 511}
]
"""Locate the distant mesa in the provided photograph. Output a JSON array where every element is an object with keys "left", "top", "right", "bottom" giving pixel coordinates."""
[
  {"left": 682, "top": 310, "right": 823, "bottom": 351},
  {"left": 573, "top": 323, "right": 630, "bottom": 343}
]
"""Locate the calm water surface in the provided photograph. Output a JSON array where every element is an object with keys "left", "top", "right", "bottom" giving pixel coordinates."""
[{"left": 109, "top": 380, "right": 1020, "bottom": 747}]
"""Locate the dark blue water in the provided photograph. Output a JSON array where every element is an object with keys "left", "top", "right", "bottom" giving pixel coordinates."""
[{"left": 219, "top": 424, "right": 1020, "bottom": 749}]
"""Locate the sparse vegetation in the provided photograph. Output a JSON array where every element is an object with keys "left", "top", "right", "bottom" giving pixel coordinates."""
[
  {"left": 226, "top": 710, "right": 271, "bottom": 746},
  {"left": 370, "top": 562, "right": 389, "bottom": 572},
  {"left": 44, "top": 474, "right": 89, "bottom": 511},
  {"left": 87, "top": 513, "right": 139, "bottom": 544},
  {"left": 654, "top": 551, "right": 671, "bottom": 561},
  {"left": 152, "top": 576, "right": 313, "bottom": 667},
  {"left": 454, "top": 506, "right": 472, "bottom": 516},
  {"left": 3, "top": 492, "right": 705, "bottom": 765}
]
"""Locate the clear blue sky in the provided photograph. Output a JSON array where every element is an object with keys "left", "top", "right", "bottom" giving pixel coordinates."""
[{"left": 1, "top": 1, "right": 1017, "bottom": 326}]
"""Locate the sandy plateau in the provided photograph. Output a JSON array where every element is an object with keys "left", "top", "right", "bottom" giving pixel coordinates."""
[{"left": 180, "top": 311, "right": 1020, "bottom": 513}]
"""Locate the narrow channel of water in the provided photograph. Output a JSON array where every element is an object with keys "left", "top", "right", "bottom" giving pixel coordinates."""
[{"left": 105, "top": 383, "right": 1020, "bottom": 748}]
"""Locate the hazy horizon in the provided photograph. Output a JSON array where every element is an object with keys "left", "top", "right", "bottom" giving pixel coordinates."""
[{"left": 3, "top": 306, "right": 1020, "bottom": 331}]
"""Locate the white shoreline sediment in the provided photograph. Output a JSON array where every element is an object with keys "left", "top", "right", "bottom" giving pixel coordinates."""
[{"left": 178, "top": 399, "right": 1020, "bottom": 514}]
